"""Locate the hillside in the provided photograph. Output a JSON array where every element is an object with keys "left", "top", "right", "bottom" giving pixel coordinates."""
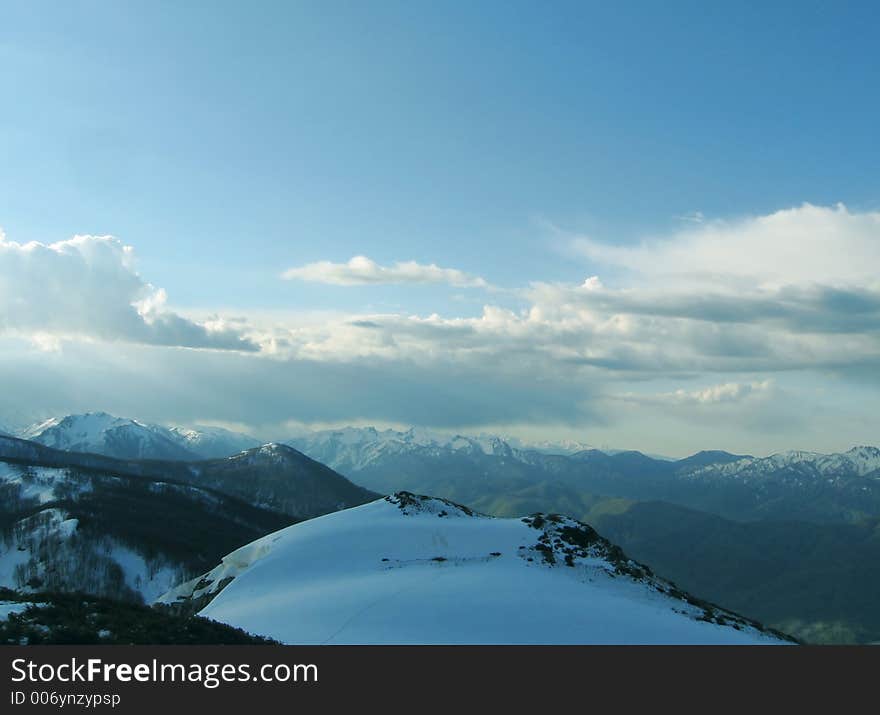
[
  {"left": 591, "top": 501, "right": 880, "bottom": 644},
  {"left": 0, "top": 457, "right": 292, "bottom": 603}
]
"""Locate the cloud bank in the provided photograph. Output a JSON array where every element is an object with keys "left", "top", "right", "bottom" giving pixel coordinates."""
[{"left": 2, "top": 203, "right": 879, "bottom": 453}]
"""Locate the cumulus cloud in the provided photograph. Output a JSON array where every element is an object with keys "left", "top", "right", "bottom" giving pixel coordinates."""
[
  {"left": 282, "top": 255, "right": 490, "bottom": 288},
  {"left": 0, "top": 233, "right": 257, "bottom": 351}
]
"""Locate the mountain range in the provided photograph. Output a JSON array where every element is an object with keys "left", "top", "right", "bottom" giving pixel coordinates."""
[
  {"left": 5, "top": 413, "right": 880, "bottom": 643},
  {"left": 21, "top": 412, "right": 261, "bottom": 461},
  {"left": 288, "top": 425, "right": 880, "bottom": 523}
]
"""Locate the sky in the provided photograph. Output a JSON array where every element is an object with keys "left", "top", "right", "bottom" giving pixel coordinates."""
[{"left": 1, "top": 1, "right": 879, "bottom": 456}]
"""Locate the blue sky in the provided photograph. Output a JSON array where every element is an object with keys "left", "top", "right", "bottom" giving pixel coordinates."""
[{"left": 1, "top": 2, "right": 879, "bottom": 454}]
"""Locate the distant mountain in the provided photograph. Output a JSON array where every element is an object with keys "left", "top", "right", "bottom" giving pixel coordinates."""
[
  {"left": 166, "top": 424, "right": 261, "bottom": 459},
  {"left": 23, "top": 412, "right": 199, "bottom": 461},
  {"left": 289, "top": 426, "right": 880, "bottom": 523},
  {"left": 160, "top": 492, "right": 792, "bottom": 645},
  {"left": 185, "top": 443, "right": 378, "bottom": 519},
  {"left": 22, "top": 412, "right": 262, "bottom": 461},
  {"left": 287, "top": 426, "right": 520, "bottom": 473},
  {"left": 685, "top": 446, "right": 880, "bottom": 481},
  {"left": 673, "top": 450, "right": 750, "bottom": 471},
  {"left": 505, "top": 437, "right": 596, "bottom": 455}
]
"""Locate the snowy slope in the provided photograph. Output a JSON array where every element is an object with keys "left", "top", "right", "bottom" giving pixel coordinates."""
[
  {"left": 0, "top": 455, "right": 291, "bottom": 604},
  {"left": 161, "top": 493, "right": 792, "bottom": 645}
]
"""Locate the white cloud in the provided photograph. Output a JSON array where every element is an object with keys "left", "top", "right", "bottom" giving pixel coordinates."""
[
  {"left": 282, "top": 255, "right": 490, "bottom": 288},
  {"left": 0, "top": 233, "right": 257, "bottom": 351},
  {"left": 571, "top": 202, "right": 880, "bottom": 287},
  {"left": 618, "top": 380, "right": 774, "bottom": 407}
]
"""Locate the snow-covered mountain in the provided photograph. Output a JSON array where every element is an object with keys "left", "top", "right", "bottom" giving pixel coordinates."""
[
  {"left": 166, "top": 425, "right": 261, "bottom": 459},
  {"left": 686, "top": 446, "right": 880, "bottom": 482},
  {"left": 22, "top": 412, "right": 200, "bottom": 461},
  {"left": 287, "top": 426, "right": 524, "bottom": 473},
  {"left": 506, "top": 437, "right": 596, "bottom": 455},
  {"left": 161, "top": 492, "right": 792, "bottom": 645},
  {"left": 21, "top": 412, "right": 259, "bottom": 461}
]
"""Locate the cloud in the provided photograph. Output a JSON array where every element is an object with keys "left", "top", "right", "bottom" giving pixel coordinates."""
[
  {"left": 0, "top": 233, "right": 257, "bottom": 351},
  {"left": 618, "top": 380, "right": 774, "bottom": 407},
  {"left": 3, "top": 203, "right": 879, "bottom": 454},
  {"left": 571, "top": 202, "right": 880, "bottom": 287},
  {"left": 282, "top": 255, "right": 490, "bottom": 288}
]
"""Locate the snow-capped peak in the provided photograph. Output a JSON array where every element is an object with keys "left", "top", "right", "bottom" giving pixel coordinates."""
[
  {"left": 20, "top": 412, "right": 262, "bottom": 461},
  {"left": 686, "top": 445, "right": 880, "bottom": 480}
]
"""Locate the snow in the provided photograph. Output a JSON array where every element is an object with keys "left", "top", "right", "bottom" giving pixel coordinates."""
[
  {"left": 688, "top": 445, "right": 880, "bottom": 481},
  {"left": 0, "top": 462, "right": 91, "bottom": 504},
  {"left": 0, "top": 541, "right": 33, "bottom": 589},
  {"left": 289, "top": 427, "right": 533, "bottom": 472},
  {"left": 163, "top": 496, "right": 790, "bottom": 645},
  {"left": 0, "top": 507, "right": 75, "bottom": 589},
  {"left": 167, "top": 424, "right": 261, "bottom": 458},
  {"left": 106, "top": 542, "right": 183, "bottom": 603},
  {"left": 24, "top": 412, "right": 130, "bottom": 448},
  {"left": 20, "top": 411, "right": 255, "bottom": 460}
]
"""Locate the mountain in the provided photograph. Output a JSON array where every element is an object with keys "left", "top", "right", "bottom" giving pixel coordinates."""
[
  {"left": 166, "top": 424, "right": 261, "bottom": 459},
  {"left": 184, "top": 443, "right": 378, "bottom": 519},
  {"left": 23, "top": 413, "right": 200, "bottom": 461},
  {"left": 506, "top": 437, "right": 596, "bottom": 455},
  {"left": 22, "top": 412, "right": 260, "bottom": 461},
  {"left": 289, "top": 427, "right": 880, "bottom": 523},
  {"left": 0, "top": 434, "right": 378, "bottom": 523},
  {"left": 160, "top": 492, "right": 793, "bottom": 645},
  {"left": 673, "top": 450, "right": 750, "bottom": 471},
  {"left": 685, "top": 446, "right": 880, "bottom": 481},
  {"left": 287, "top": 426, "right": 521, "bottom": 474},
  {"left": 0, "top": 450, "right": 292, "bottom": 603},
  {"left": 0, "top": 435, "right": 376, "bottom": 602}
]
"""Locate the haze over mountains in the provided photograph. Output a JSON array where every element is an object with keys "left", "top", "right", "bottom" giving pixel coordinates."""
[{"left": 5, "top": 412, "right": 880, "bottom": 643}]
